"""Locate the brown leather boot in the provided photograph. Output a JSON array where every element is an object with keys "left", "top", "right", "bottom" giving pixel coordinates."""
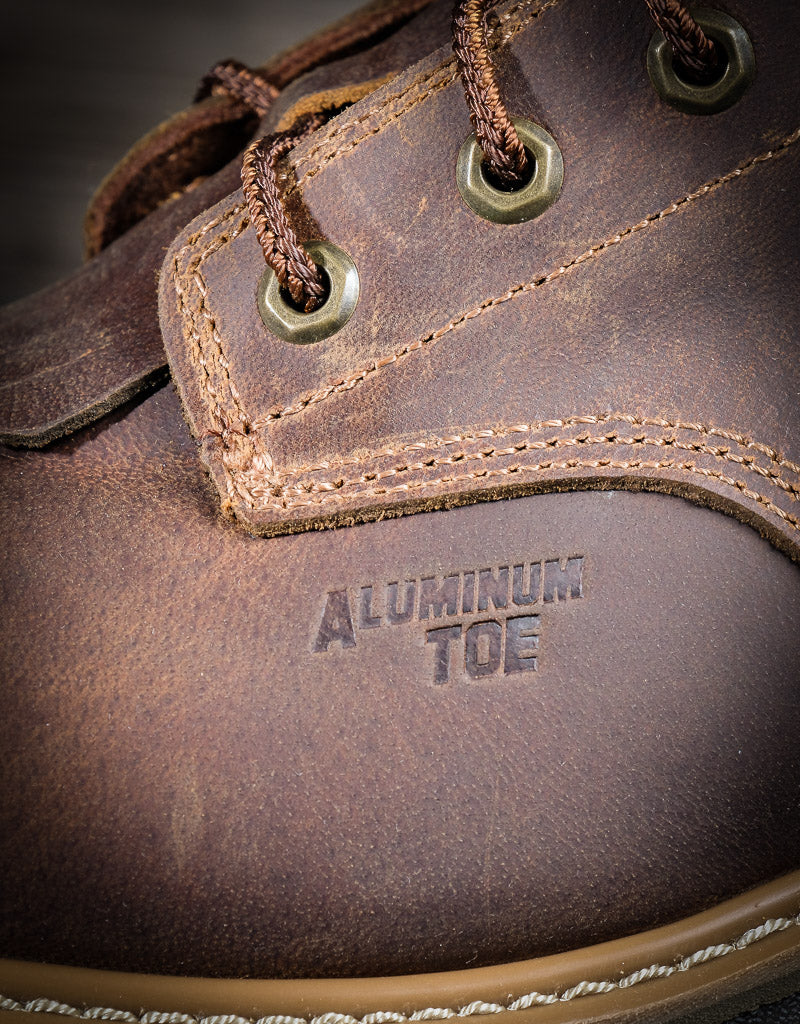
[{"left": 1, "top": 2, "right": 799, "bottom": 1023}]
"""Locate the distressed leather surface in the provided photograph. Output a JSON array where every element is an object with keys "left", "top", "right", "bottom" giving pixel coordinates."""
[
  {"left": 159, "top": 0, "right": 800, "bottom": 553},
  {"left": 2, "top": 0, "right": 800, "bottom": 989},
  {"left": 0, "top": 0, "right": 448, "bottom": 448},
  {"left": 1, "top": 385, "right": 799, "bottom": 979}
]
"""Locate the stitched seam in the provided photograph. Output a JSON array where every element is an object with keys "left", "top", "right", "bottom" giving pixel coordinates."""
[
  {"left": 277, "top": 422, "right": 800, "bottom": 488},
  {"left": 252, "top": 126, "right": 800, "bottom": 426},
  {"left": 172, "top": 125, "right": 800, "bottom": 442},
  {"left": 170, "top": 117, "right": 800, "bottom": 527},
  {"left": 3, "top": 913, "right": 799, "bottom": 1023},
  {"left": 167, "top": 0, "right": 559, "bottom": 265},
  {"left": 290, "top": 0, "right": 559, "bottom": 184},
  {"left": 247, "top": 454, "right": 800, "bottom": 533},
  {"left": 172, "top": 215, "right": 250, "bottom": 428},
  {"left": 273, "top": 435, "right": 800, "bottom": 504}
]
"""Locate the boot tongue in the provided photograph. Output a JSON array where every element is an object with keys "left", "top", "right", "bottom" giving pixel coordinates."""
[{"left": 84, "top": 0, "right": 442, "bottom": 260}]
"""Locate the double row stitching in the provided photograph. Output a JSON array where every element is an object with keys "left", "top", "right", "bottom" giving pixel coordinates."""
[
  {"left": 289, "top": 0, "right": 559, "bottom": 186},
  {"left": 170, "top": 96, "right": 800, "bottom": 529},
  {"left": 173, "top": 126, "right": 800, "bottom": 441},
  {"left": 245, "top": 454, "right": 800, "bottom": 533},
  {"left": 3, "top": 913, "right": 799, "bottom": 1024},
  {"left": 172, "top": 215, "right": 252, "bottom": 491},
  {"left": 276, "top": 420, "right": 800, "bottom": 487},
  {"left": 169, "top": 0, "right": 558, "bottom": 277},
  {"left": 270, "top": 434, "right": 800, "bottom": 505}
]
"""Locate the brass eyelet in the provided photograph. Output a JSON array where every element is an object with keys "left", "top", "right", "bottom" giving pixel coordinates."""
[
  {"left": 257, "top": 240, "right": 360, "bottom": 345},
  {"left": 647, "top": 8, "right": 755, "bottom": 115},
  {"left": 456, "top": 118, "right": 563, "bottom": 225}
]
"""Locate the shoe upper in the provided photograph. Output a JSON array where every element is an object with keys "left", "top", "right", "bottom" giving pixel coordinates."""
[{"left": 1, "top": 0, "right": 799, "bottom": 982}]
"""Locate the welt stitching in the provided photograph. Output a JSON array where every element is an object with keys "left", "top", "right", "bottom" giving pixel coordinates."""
[
  {"left": 2, "top": 913, "right": 799, "bottom": 1024},
  {"left": 251, "top": 125, "right": 800, "bottom": 427},
  {"left": 278, "top": 415, "right": 800, "bottom": 481},
  {"left": 273, "top": 434, "right": 800, "bottom": 502}
]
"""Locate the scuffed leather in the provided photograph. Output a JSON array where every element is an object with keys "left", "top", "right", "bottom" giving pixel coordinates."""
[
  {"left": 159, "top": 0, "right": 800, "bottom": 554},
  {"left": 1, "top": 385, "right": 799, "bottom": 978},
  {"left": 1, "top": 0, "right": 799, "bottom": 990},
  {"left": 0, "top": 0, "right": 450, "bottom": 448}
]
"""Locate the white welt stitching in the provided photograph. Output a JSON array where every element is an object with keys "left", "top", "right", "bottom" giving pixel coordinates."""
[{"left": 3, "top": 913, "right": 799, "bottom": 1024}]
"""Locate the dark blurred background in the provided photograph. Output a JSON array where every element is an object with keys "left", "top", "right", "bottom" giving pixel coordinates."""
[{"left": 0, "top": 0, "right": 364, "bottom": 305}]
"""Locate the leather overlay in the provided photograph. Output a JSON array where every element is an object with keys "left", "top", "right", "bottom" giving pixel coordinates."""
[
  {"left": 159, "top": 0, "right": 800, "bottom": 551},
  {"left": 0, "top": 0, "right": 448, "bottom": 448},
  {"left": 0, "top": 166, "right": 233, "bottom": 449}
]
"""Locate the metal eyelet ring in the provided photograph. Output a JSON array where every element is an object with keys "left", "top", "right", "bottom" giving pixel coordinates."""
[
  {"left": 456, "top": 118, "right": 563, "bottom": 225},
  {"left": 647, "top": 8, "right": 756, "bottom": 116},
  {"left": 257, "top": 240, "right": 360, "bottom": 345}
]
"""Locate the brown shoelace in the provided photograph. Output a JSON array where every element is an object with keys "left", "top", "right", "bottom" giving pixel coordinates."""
[
  {"left": 241, "top": 113, "right": 331, "bottom": 312},
  {"left": 195, "top": 59, "right": 279, "bottom": 116},
  {"left": 452, "top": 0, "right": 532, "bottom": 190},
  {"left": 645, "top": 0, "right": 719, "bottom": 83},
  {"left": 199, "top": 0, "right": 722, "bottom": 315}
]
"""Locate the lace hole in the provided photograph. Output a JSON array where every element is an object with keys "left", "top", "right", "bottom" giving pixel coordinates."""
[
  {"left": 480, "top": 146, "right": 537, "bottom": 192},
  {"left": 257, "top": 241, "right": 360, "bottom": 345},
  {"left": 647, "top": 8, "right": 755, "bottom": 115},
  {"left": 278, "top": 269, "right": 332, "bottom": 315},
  {"left": 456, "top": 118, "right": 563, "bottom": 224},
  {"left": 671, "top": 39, "right": 729, "bottom": 88}
]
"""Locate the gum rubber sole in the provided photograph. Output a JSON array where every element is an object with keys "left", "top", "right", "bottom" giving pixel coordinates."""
[{"left": 2, "top": 872, "right": 800, "bottom": 1024}]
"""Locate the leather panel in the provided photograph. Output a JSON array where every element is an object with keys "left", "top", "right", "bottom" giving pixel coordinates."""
[
  {"left": 0, "top": 0, "right": 447, "bottom": 448},
  {"left": 1, "top": 386, "right": 799, "bottom": 978},
  {"left": 159, "top": 0, "right": 800, "bottom": 546}
]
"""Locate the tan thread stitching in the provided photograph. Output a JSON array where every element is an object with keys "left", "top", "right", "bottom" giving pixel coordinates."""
[
  {"left": 167, "top": 0, "right": 558, "bottom": 269},
  {"left": 176, "top": 217, "right": 251, "bottom": 411},
  {"left": 245, "top": 455, "right": 800, "bottom": 533},
  {"left": 277, "top": 416, "right": 800, "bottom": 484},
  {"left": 170, "top": 96, "right": 800, "bottom": 528},
  {"left": 290, "top": 0, "right": 559, "bottom": 185},
  {"left": 272, "top": 433, "right": 800, "bottom": 502},
  {"left": 172, "top": 125, "right": 800, "bottom": 444},
  {"left": 3, "top": 913, "right": 799, "bottom": 1023},
  {"left": 167, "top": 0, "right": 559, "bottom": 440},
  {"left": 172, "top": 214, "right": 258, "bottom": 504},
  {"left": 250, "top": 126, "right": 800, "bottom": 427}
]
